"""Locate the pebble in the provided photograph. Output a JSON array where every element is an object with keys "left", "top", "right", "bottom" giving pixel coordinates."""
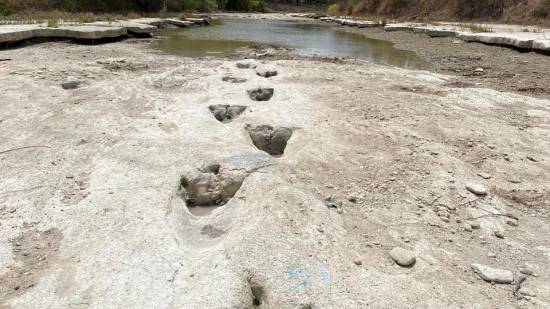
[
  {"left": 464, "top": 223, "right": 473, "bottom": 232},
  {"left": 506, "top": 219, "right": 519, "bottom": 227},
  {"left": 471, "top": 263, "right": 513, "bottom": 283},
  {"left": 469, "top": 221, "right": 481, "bottom": 229},
  {"left": 488, "top": 252, "right": 497, "bottom": 258},
  {"left": 508, "top": 178, "right": 522, "bottom": 184},
  {"left": 494, "top": 231, "right": 505, "bottom": 239},
  {"left": 465, "top": 183, "right": 488, "bottom": 196},
  {"left": 389, "top": 247, "right": 416, "bottom": 267},
  {"left": 61, "top": 81, "right": 79, "bottom": 90},
  {"left": 475, "top": 67, "right": 484, "bottom": 72},
  {"left": 478, "top": 173, "right": 491, "bottom": 179},
  {"left": 354, "top": 260, "right": 362, "bottom": 266}
]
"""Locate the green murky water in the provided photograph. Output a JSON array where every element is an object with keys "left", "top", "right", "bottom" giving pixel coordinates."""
[{"left": 153, "top": 18, "right": 429, "bottom": 69}]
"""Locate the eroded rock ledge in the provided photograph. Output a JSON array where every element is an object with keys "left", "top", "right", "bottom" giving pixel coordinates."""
[{"left": 0, "top": 17, "right": 208, "bottom": 45}]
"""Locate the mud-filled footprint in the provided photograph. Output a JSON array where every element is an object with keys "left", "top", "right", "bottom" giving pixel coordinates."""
[
  {"left": 247, "top": 87, "right": 274, "bottom": 101},
  {"left": 209, "top": 104, "right": 247, "bottom": 123},
  {"left": 179, "top": 163, "right": 248, "bottom": 216},
  {"left": 246, "top": 124, "right": 293, "bottom": 157}
]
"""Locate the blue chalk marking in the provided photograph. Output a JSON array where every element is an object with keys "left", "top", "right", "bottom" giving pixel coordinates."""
[
  {"left": 316, "top": 265, "right": 331, "bottom": 285},
  {"left": 231, "top": 153, "right": 267, "bottom": 163},
  {"left": 287, "top": 266, "right": 309, "bottom": 289}
]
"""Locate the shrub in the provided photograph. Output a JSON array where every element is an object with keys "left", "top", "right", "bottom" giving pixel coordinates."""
[
  {"left": 47, "top": 18, "right": 59, "bottom": 27},
  {"left": 533, "top": 0, "right": 550, "bottom": 18},
  {"left": 327, "top": 3, "right": 339, "bottom": 15},
  {"left": 252, "top": 0, "right": 267, "bottom": 12},
  {"left": 0, "top": 2, "right": 14, "bottom": 16},
  {"left": 225, "top": 0, "right": 251, "bottom": 11}
]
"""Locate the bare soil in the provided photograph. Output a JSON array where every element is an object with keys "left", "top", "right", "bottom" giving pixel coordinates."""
[{"left": 339, "top": 25, "right": 550, "bottom": 99}]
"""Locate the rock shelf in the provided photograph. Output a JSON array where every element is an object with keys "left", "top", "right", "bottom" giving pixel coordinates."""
[
  {"left": 0, "top": 17, "right": 208, "bottom": 45},
  {"left": 289, "top": 13, "right": 550, "bottom": 53}
]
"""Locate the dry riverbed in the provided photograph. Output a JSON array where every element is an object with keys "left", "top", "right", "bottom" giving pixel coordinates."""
[
  {"left": 0, "top": 32, "right": 550, "bottom": 308},
  {"left": 337, "top": 25, "right": 550, "bottom": 100}
]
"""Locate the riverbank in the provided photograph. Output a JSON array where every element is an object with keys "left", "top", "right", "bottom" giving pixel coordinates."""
[
  {"left": 1, "top": 27, "right": 550, "bottom": 308},
  {"left": 279, "top": 13, "right": 550, "bottom": 99},
  {"left": 339, "top": 25, "right": 550, "bottom": 99}
]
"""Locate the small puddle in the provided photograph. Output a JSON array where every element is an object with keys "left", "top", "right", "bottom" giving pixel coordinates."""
[{"left": 153, "top": 18, "right": 430, "bottom": 69}]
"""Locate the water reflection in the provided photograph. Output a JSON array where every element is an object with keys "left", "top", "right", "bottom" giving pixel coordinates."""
[{"left": 153, "top": 18, "right": 429, "bottom": 70}]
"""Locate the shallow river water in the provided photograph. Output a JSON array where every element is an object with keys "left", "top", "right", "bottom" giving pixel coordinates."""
[{"left": 153, "top": 18, "right": 430, "bottom": 69}]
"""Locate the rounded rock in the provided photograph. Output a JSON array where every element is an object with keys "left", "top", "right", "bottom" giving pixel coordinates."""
[
  {"left": 389, "top": 247, "right": 416, "bottom": 267},
  {"left": 466, "top": 183, "right": 488, "bottom": 196}
]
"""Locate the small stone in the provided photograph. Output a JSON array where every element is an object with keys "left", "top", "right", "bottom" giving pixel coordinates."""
[
  {"left": 478, "top": 173, "right": 491, "bottom": 179},
  {"left": 506, "top": 219, "right": 518, "bottom": 227},
  {"left": 494, "top": 231, "right": 504, "bottom": 239},
  {"left": 464, "top": 223, "right": 473, "bottom": 232},
  {"left": 469, "top": 221, "right": 481, "bottom": 229},
  {"left": 389, "top": 247, "right": 416, "bottom": 267},
  {"left": 526, "top": 156, "right": 538, "bottom": 162},
  {"left": 471, "top": 263, "right": 513, "bottom": 283},
  {"left": 488, "top": 252, "right": 497, "bottom": 258},
  {"left": 61, "top": 81, "right": 80, "bottom": 90},
  {"left": 508, "top": 178, "right": 522, "bottom": 184},
  {"left": 475, "top": 67, "right": 484, "bottom": 72},
  {"left": 465, "top": 183, "right": 488, "bottom": 196},
  {"left": 354, "top": 260, "right": 362, "bottom": 266}
]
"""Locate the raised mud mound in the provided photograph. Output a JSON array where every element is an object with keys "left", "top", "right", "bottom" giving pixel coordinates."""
[
  {"left": 209, "top": 104, "right": 247, "bottom": 123},
  {"left": 246, "top": 125, "right": 293, "bottom": 157},
  {"left": 179, "top": 163, "right": 247, "bottom": 215}
]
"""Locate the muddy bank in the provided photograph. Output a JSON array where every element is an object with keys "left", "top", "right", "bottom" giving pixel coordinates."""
[
  {"left": 1, "top": 32, "right": 550, "bottom": 308},
  {"left": 336, "top": 25, "right": 550, "bottom": 99}
]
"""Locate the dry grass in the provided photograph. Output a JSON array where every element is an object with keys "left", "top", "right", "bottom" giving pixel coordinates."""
[
  {"left": 457, "top": 23, "right": 493, "bottom": 33},
  {"left": 0, "top": 10, "right": 173, "bottom": 24},
  {"left": 328, "top": 0, "right": 550, "bottom": 25}
]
